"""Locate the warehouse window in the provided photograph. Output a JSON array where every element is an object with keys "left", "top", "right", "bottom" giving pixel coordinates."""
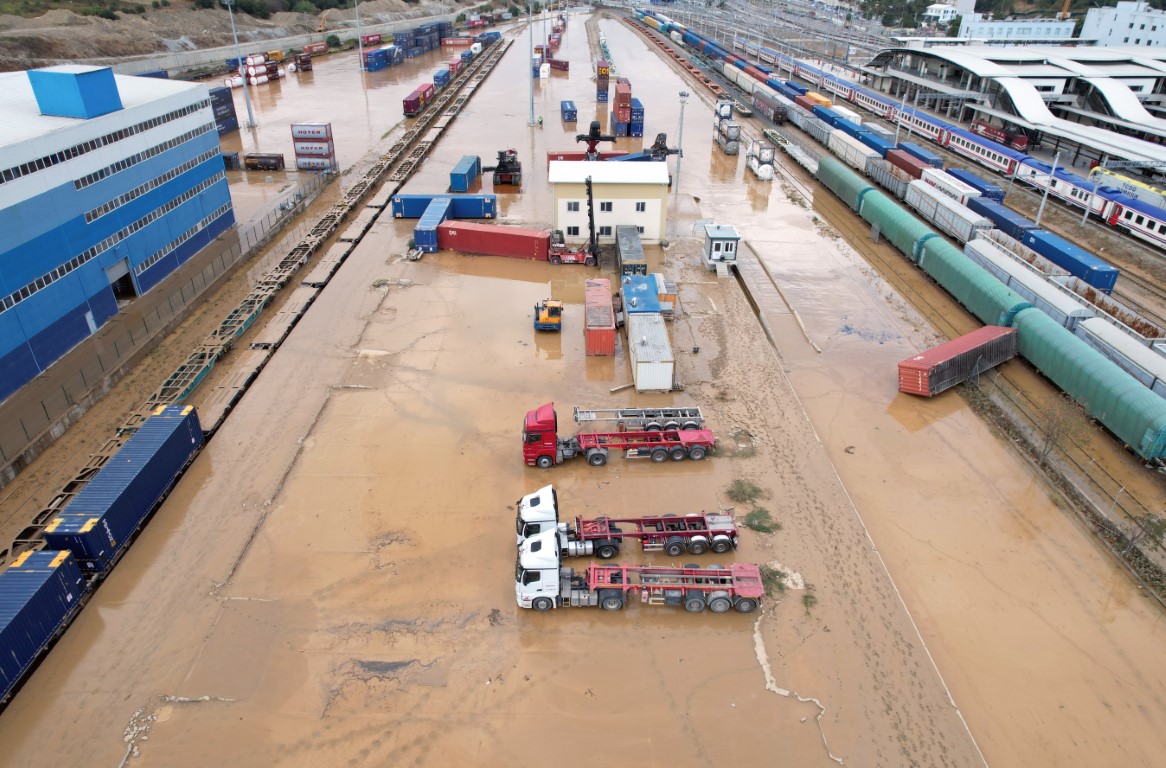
[
  {"left": 599, "top": 226, "right": 612, "bottom": 236},
  {"left": 567, "top": 226, "right": 580, "bottom": 236},
  {"left": 637, "top": 226, "right": 644, "bottom": 234},
  {"left": 635, "top": 202, "right": 646, "bottom": 212},
  {"left": 600, "top": 202, "right": 613, "bottom": 212},
  {"left": 567, "top": 201, "right": 579, "bottom": 212}
]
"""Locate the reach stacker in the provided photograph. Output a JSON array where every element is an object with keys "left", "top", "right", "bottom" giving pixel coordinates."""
[
  {"left": 515, "top": 484, "right": 738, "bottom": 557},
  {"left": 523, "top": 403, "right": 716, "bottom": 468},
  {"left": 516, "top": 529, "right": 762, "bottom": 613}
]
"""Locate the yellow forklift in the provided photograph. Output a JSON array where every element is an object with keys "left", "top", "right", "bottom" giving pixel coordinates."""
[{"left": 532, "top": 178, "right": 600, "bottom": 332}]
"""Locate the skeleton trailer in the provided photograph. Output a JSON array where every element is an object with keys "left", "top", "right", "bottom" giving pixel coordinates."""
[
  {"left": 516, "top": 529, "right": 763, "bottom": 613},
  {"left": 524, "top": 403, "right": 716, "bottom": 468},
  {"left": 571, "top": 405, "right": 704, "bottom": 431},
  {"left": 516, "top": 484, "right": 738, "bottom": 557}
]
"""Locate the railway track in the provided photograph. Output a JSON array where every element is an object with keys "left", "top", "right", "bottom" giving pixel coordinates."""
[{"left": 0, "top": 37, "right": 515, "bottom": 564}]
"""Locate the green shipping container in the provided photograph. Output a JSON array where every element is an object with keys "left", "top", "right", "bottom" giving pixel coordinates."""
[
  {"left": 815, "top": 156, "right": 875, "bottom": 212},
  {"left": 918, "top": 239, "right": 1030, "bottom": 327},
  {"left": 857, "top": 192, "right": 939, "bottom": 264}
]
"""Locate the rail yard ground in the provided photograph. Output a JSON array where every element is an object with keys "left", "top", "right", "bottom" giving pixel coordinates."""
[{"left": 1, "top": 12, "right": 1166, "bottom": 767}]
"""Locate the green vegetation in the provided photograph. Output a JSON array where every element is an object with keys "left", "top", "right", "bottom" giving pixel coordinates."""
[
  {"left": 726, "top": 479, "right": 767, "bottom": 505},
  {"left": 743, "top": 506, "right": 781, "bottom": 534},
  {"left": 326, "top": 33, "right": 341, "bottom": 48},
  {"left": 802, "top": 588, "right": 818, "bottom": 615},
  {"left": 861, "top": 0, "right": 1165, "bottom": 29},
  {"left": 759, "top": 565, "right": 787, "bottom": 597},
  {"left": 291, "top": 0, "right": 313, "bottom": 11}
]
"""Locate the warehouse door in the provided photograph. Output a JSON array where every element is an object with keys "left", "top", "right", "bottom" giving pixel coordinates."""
[{"left": 105, "top": 258, "right": 137, "bottom": 302}]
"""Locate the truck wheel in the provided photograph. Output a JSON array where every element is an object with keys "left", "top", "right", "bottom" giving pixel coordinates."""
[
  {"left": 536, "top": 455, "right": 554, "bottom": 469},
  {"left": 664, "top": 421, "right": 680, "bottom": 431},
  {"left": 651, "top": 447, "right": 668, "bottom": 463},
  {"left": 601, "top": 593, "right": 625, "bottom": 611},
  {"left": 533, "top": 597, "right": 553, "bottom": 612},
  {"left": 645, "top": 422, "right": 662, "bottom": 431},
  {"left": 550, "top": 255, "right": 562, "bottom": 265},
  {"left": 587, "top": 450, "right": 608, "bottom": 467},
  {"left": 687, "top": 538, "right": 708, "bottom": 555},
  {"left": 734, "top": 597, "right": 759, "bottom": 614},
  {"left": 669, "top": 447, "right": 687, "bottom": 461},
  {"left": 595, "top": 542, "right": 619, "bottom": 559},
  {"left": 708, "top": 595, "right": 733, "bottom": 613},
  {"left": 585, "top": 257, "right": 596, "bottom": 267},
  {"left": 682, "top": 421, "right": 700, "bottom": 431},
  {"left": 664, "top": 538, "right": 685, "bottom": 557},
  {"left": 684, "top": 595, "right": 706, "bottom": 613},
  {"left": 711, "top": 535, "right": 734, "bottom": 554},
  {"left": 687, "top": 445, "right": 707, "bottom": 461}
]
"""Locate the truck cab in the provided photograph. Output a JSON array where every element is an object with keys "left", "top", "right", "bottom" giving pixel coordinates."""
[
  {"left": 515, "top": 484, "right": 559, "bottom": 543},
  {"left": 516, "top": 529, "right": 568, "bottom": 610},
  {"left": 523, "top": 403, "right": 566, "bottom": 468}
]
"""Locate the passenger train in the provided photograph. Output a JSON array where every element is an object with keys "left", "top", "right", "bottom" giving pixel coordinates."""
[{"left": 636, "top": 9, "right": 1166, "bottom": 253}]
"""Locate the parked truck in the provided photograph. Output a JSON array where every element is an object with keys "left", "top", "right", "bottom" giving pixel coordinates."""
[
  {"left": 515, "top": 484, "right": 738, "bottom": 557},
  {"left": 516, "top": 530, "right": 762, "bottom": 613},
  {"left": 572, "top": 405, "right": 704, "bottom": 431},
  {"left": 523, "top": 403, "right": 716, "bottom": 468}
]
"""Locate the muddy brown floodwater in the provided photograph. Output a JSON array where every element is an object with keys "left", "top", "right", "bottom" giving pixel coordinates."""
[{"left": 1, "top": 12, "right": 1165, "bottom": 768}]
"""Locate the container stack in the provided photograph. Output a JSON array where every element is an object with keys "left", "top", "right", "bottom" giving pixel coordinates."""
[
  {"left": 209, "top": 86, "right": 238, "bottom": 136},
  {"left": 291, "top": 53, "right": 313, "bottom": 73},
  {"left": 611, "top": 78, "right": 632, "bottom": 136},
  {"left": 629, "top": 97, "right": 645, "bottom": 138},
  {"left": 713, "top": 101, "right": 740, "bottom": 156},
  {"left": 619, "top": 273, "right": 675, "bottom": 393},
  {"left": 584, "top": 278, "right": 616, "bottom": 357},
  {"left": 291, "top": 123, "right": 337, "bottom": 172},
  {"left": 393, "top": 27, "right": 416, "bottom": 48},
  {"left": 449, "top": 155, "right": 482, "bottom": 193},
  {"left": 747, "top": 140, "right": 775, "bottom": 181},
  {"left": 596, "top": 58, "right": 610, "bottom": 103}
]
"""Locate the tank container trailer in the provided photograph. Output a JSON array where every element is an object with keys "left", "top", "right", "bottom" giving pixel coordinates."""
[
  {"left": 516, "top": 530, "right": 763, "bottom": 613},
  {"left": 514, "top": 485, "right": 738, "bottom": 557},
  {"left": 522, "top": 403, "right": 716, "bottom": 468}
]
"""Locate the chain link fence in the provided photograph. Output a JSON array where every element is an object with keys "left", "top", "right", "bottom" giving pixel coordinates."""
[{"left": 0, "top": 172, "right": 333, "bottom": 471}]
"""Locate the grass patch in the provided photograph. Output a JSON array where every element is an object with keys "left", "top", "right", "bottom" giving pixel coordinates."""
[
  {"left": 743, "top": 506, "right": 781, "bottom": 533},
  {"left": 726, "top": 479, "right": 767, "bottom": 504},
  {"left": 759, "top": 565, "right": 787, "bottom": 597},
  {"left": 732, "top": 445, "right": 757, "bottom": 459},
  {"left": 802, "top": 589, "right": 818, "bottom": 615}
]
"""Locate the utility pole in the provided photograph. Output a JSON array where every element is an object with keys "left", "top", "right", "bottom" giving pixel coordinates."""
[
  {"left": 528, "top": 0, "right": 534, "bottom": 126},
  {"left": 355, "top": 0, "right": 364, "bottom": 75},
  {"left": 676, "top": 90, "right": 689, "bottom": 193},
  {"left": 222, "top": 0, "right": 254, "bottom": 128},
  {"left": 1035, "top": 150, "right": 1061, "bottom": 228}
]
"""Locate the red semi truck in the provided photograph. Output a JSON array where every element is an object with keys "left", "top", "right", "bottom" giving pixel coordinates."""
[
  {"left": 515, "top": 484, "right": 739, "bottom": 557},
  {"left": 523, "top": 403, "right": 716, "bottom": 468},
  {"left": 516, "top": 530, "right": 762, "bottom": 613}
]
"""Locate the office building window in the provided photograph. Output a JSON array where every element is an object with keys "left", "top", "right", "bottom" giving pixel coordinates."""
[
  {"left": 567, "top": 226, "right": 580, "bottom": 236},
  {"left": 567, "top": 201, "right": 579, "bottom": 212},
  {"left": 600, "top": 202, "right": 613, "bottom": 212},
  {"left": 598, "top": 225, "right": 612, "bottom": 236},
  {"left": 635, "top": 202, "right": 646, "bottom": 212}
]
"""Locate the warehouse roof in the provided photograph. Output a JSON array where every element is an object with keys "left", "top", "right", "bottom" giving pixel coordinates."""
[
  {"left": 0, "top": 68, "right": 204, "bottom": 149},
  {"left": 548, "top": 161, "right": 670, "bottom": 185}
]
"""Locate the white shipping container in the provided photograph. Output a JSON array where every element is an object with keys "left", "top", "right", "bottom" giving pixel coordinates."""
[
  {"left": 671, "top": 31, "right": 683, "bottom": 44},
  {"left": 921, "top": 167, "right": 980, "bottom": 206},
  {"left": 832, "top": 105, "right": 861, "bottom": 125},
  {"left": 626, "top": 313, "right": 675, "bottom": 393},
  {"left": 963, "top": 238, "right": 1095, "bottom": 331},
  {"left": 905, "top": 181, "right": 991, "bottom": 244},
  {"left": 1075, "top": 318, "right": 1166, "bottom": 398},
  {"left": 828, "top": 129, "right": 880, "bottom": 174},
  {"left": 291, "top": 122, "right": 334, "bottom": 140},
  {"left": 471, "top": 42, "right": 483, "bottom": 55}
]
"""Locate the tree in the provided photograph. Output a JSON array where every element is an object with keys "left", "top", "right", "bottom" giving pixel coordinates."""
[
  {"left": 1036, "top": 394, "right": 1086, "bottom": 468},
  {"left": 1123, "top": 512, "right": 1166, "bottom": 556},
  {"left": 326, "top": 33, "right": 341, "bottom": 48}
]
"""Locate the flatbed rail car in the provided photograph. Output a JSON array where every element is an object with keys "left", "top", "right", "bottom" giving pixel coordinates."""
[
  {"left": 572, "top": 405, "right": 704, "bottom": 431},
  {"left": 517, "top": 530, "right": 762, "bottom": 613},
  {"left": 515, "top": 484, "right": 738, "bottom": 557},
  {"left": 524, "top": 403, "right": 715, "bottom": 468}
]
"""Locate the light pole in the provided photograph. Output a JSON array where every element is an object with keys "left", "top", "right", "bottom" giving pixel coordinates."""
[
  {"left": 1035, "top": 150, "right": 1061, "bottom": 228},
  {"left": 676, "top": 90, "right": 689, "bottom": 193},
  {"left": 527, "top": 0, "right": 534, "bottom": 126},
  {"left": 222, "top": 0, "right": 255, "bottom": 128},
  {"left": 355, "top": 0, "right": 364, "bottom": 75}
]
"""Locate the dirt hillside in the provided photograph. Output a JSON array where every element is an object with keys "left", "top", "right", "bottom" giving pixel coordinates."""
[{"left": 0, "top": 0, "right": 485, "bottom": 70}]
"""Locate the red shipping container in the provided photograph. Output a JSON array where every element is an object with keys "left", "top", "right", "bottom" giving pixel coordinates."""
[
  {"left": 886, "top": 149, "right": 929, "bottom": 180},
  {"left": 403, "top": 83, "right": 435, "bottom": 116},
  {"left": 437, "top": 221, "right": 550, "bottom": 260},
  {"left": 442, "top": 37, "right": 475, "bottom": 46},
  {"left": 360, "top": 33, "right": 382, "bottom": 46},
  {"left": 794, "top": 95, "right": 818, "bottom": 111},
  {"left": 897, "top": 326, "right": 1017, "bottom": 397},
  {"left": 596, "top": 58, "right": 610, "bottom": 77},
  {"left": 584, "top": 278, "right": 616, "bottom": 356},
  {"left": 616, "top": 76, "right": 631, "bottom": 87},
  {"left": 449, "top": 57, "right": 462, "bottom": 74},
  {"left": 548, "top": 59, "right": 569, "bottom": 72},
  {"left": 615, "top": 83, "right": 631, "bottom": 108},
  {"left": 744, "top": 66, "right": 764, "bottom": 79},
  {"left": 546, "top": 150, "right": 629, "bottom": 165},
  {"left": 303, "top": 42, "right": 328, "bottom": 55}
]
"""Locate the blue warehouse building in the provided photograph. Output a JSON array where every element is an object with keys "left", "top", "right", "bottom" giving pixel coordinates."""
[{"left": 0, "top": 65, "right": 234, "bottom": 403}]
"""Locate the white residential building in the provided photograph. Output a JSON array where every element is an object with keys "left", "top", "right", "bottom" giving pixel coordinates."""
[
  {"left": 922, "top": 3, "right": 959, "bottom": 26},
  {"left": 1081, "top": 1, "right": 1166, "bottom": 47},
  {"left": 957, "top": 13, "right": 1076, "bottom": 40}
]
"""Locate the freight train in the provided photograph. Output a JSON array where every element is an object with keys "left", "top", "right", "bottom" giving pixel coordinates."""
[
  {"left": 635, "top": 8, "right": 1166, "bottom": 254},
  {"left": 0, "top": 406, "right": 203, "bottom": 706}
]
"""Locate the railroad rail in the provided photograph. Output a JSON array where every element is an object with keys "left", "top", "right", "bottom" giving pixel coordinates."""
[{"left": 2, "top": 38, "right": 513, "bottom": 563}]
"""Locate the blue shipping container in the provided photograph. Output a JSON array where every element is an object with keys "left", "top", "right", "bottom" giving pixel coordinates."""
[
  {"left": 966, "top": 197, "right": 1037, "bottom": 242},
  {"left": 630, "top": 97, "right": 644, "bottom": 119},
  {"left": 620, "top": 274, "right": 661, "bottom": 314},
  {"left": 834, "top": 117, "right": 865, "bottom": 138},
  {"left": 391, "top": 194, "right": 497, "bottom": 219},
  {"left": 434, "top": 69, "right": 451, "bottom": 87},
  {"left": 0, "top": 550, "right": 86, "bottom": 703},
  {"left": 136, "top": 69, "right": 170, "bottom": 79},
  {"left": 413, "top": 198, "right": 454, "bottom": 252},
  {"left": 42, "top": 406, "right": 203, "bottom": 573},
  {"left": 461, "top": 50, "right": 474, "bottom": 63},
  {"left": 561, "top": 100, "right": 577, "bottom": 121},
  {"left": 812, "top": 106, "right": 842, "bottom": 128},
  {"left": 899, "top": 142, "right": 944, "bottom": 168},
  {"left": 611, "top": 112, "right": 629, "bottom": 137},
  {"left": 449, "top": 155, "right": 482, "bottom": 193},
  {"left": 598, "top": 89, "right": 609, "bottom": 103},
  {"left": 858, "top": 133, "right": 895, "bottom": 158},
  {"left": 1018, "top": 230, "right": 1119, "bottom": 294},
  {"left": 785, "top": 81, "right": 808, "bottom": 95},
  {"left": 946, "top": 168, "right": 1005, "bottom": 202},
  {"left": 630, "top": 122, "right": 645, "bottom": 138}
]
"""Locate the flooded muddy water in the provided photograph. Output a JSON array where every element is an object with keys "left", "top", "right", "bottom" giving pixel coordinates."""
[{"left": 1, "top": 12, "right": 1164, "bottom": 768}]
